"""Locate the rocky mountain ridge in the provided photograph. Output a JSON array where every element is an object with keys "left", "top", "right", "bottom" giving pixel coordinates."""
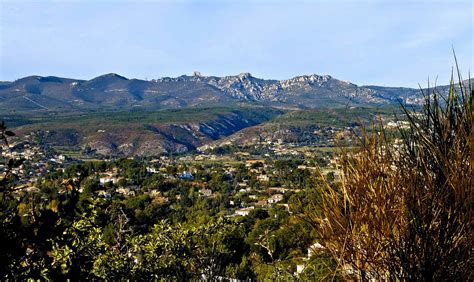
[{"left": 1, "top": 72, "right": 450, "bottom": 114}]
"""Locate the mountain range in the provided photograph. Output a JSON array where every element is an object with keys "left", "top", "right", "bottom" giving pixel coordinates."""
[
  {"left": 0, "top": 72, "right": 437, "bottom": 115},
  {"left": 2, "top": 72, "right": 463, "bottom": 156}
]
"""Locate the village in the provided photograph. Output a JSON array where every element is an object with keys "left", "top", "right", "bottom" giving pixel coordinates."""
[
  {"left": 2, "top": 130, "right": 349, "bottom": 277},
  {"left": 2, "top": 129, "right": 345, "bottom": 219}
]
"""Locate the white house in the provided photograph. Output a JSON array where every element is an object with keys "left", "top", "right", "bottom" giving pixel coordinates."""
[
  {"left": 146, "top": 167, "right": 159, "bottom": 173},
  {"left": 257, "top": 174, "right": 270, "bottom": 182},
  {"left": 235, "top": 206, "right": 255, "bottom": 216},
  {"left": 268, "top": 194, "right": 284, "bottom": 204},
  {"left": 99, "top": 176, "right": 118, "bottom": 185}
]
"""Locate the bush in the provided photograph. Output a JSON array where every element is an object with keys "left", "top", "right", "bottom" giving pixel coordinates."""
[{"left": 310, "top": 65, "right": 472, "bottom": 280}]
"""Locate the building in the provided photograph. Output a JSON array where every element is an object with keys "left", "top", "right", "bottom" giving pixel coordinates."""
[
  {"left": 146, "top": 167, "right": 159, "bottom": 173},
  {"left": 235, "top": 206, "right": 255, "bottom": 216},
  {"left": 116, "top": 187, "right": 135, "bottom": 196},
  {"left": 99, "top": 176, "right": 118, "bottom": 185},
  {"left": 268, "top": 187, "right": 289, "bottom": 194},
  {"left": 257, "top": 174, "right": 270, "bottom": 182},
  {"left": 268, "top": 194, "right": 284, "bottom": 204}
]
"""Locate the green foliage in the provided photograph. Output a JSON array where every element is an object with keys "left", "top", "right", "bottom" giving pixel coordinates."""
[
  {"left": 273, "top": 106, "right": 398, "bottom": 127},
  {"left": 0, "top": 99, "right": 407, "bottom": 280},
  {"left": 50, "top": 215, "right": 251, "bottom": 280}
]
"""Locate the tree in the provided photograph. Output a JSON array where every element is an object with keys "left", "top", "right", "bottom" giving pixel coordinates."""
[{"left": 85, "top": 217, "right": 251, "bottom": 280}]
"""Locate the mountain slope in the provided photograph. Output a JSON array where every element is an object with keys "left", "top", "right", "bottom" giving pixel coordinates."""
[
  {"left": 13, "top": 107, "right": 283, "bottom": 156},
  {"left": 1, "top": 72, "right": 454, "bottom": 114}
]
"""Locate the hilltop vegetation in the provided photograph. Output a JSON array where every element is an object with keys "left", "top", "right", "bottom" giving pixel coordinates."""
[
  {"left": 11, "top": 106, "right": 283, "bottom": 156},
  {"left": 208, "top": 106, "right": 400, "bottom": 148},
  {"left": 8, "top": 106, "right": 396, "bottom": 157}
]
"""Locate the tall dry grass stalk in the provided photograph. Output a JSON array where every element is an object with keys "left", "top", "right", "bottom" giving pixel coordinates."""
[{"left": 312, "top": 64, "right": 472, "bottom": 280}]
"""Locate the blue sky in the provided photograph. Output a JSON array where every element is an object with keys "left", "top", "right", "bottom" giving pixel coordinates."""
[{"left": 1, "top": 0, "right": 472, "bottom": 87}]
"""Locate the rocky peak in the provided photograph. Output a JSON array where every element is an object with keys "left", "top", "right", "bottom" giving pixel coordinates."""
[
  {"left": 238, "top": 72, "right": 252, "bottom": 80},
  {"left": 279, "top": 74, "right": 332, "bottom": 89}
]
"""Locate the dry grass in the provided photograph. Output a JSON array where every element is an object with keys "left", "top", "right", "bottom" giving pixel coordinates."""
[{"left": 310, "top": 64, "right": 472, "bottom": 280}]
